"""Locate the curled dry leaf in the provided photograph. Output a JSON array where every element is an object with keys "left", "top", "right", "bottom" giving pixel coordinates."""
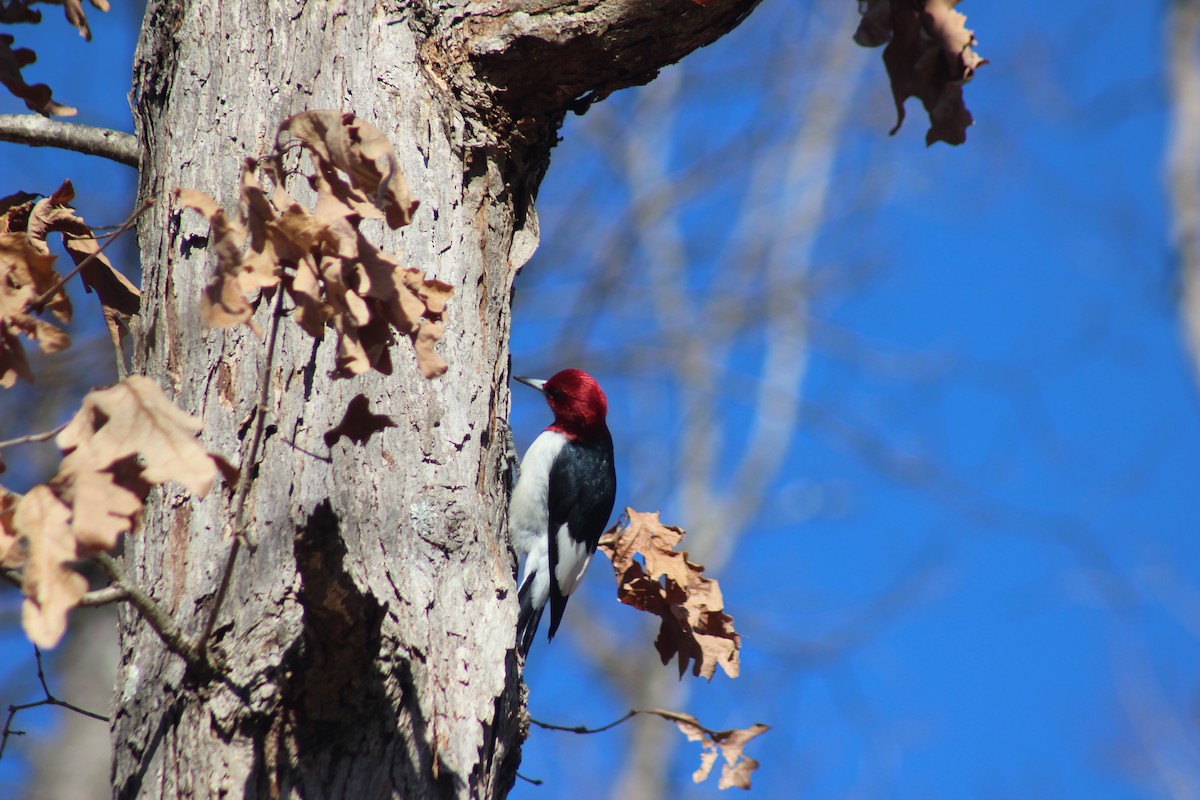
[
  {"left": 0, "top": 33, "right": 76, "bottom": 116},
  {"left": 178, "top": 119, "right": 451, "bottom": 379},
  {"left": 598, "top": 509, "right": 741, "bottom": 680},
  {"left": 854, "top": 0, "right": 986, "bottom": 146},
  {"left": 0, "top": 181, "right": 141, "bottom": 386},
  {"left": 642, "top": 709, "right": 768, "bottom": 791},
  {"left": 16, "top": 485, "right": 86, "bottom": 648},
  {"left": 62, "top": 0, "right": 110, "bottom": 41},
  {"left": 0, "top": 222, "right": 70, "bottom": 386},
  {"left": 0, "top": 487, "right": 21, "bottom": 568},
  {"left": 56, "top": 375, "right": 234, "bottom": 497},
  {"left": 26, "top": 180, "right": 141, "bottom": 350},
  {"left": 9, "top": 377, "right": 236, "bottom": 648},
  {"left": 176, "top": 186, "right": 263, "bottom": 336},
  {"left": 280, "top": 110, "right": 420, "bottom": 229}
]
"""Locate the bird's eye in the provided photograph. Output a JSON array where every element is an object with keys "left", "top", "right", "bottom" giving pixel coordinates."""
[{"left": 546, "top": 387, "right": 561, "bottom": 400}]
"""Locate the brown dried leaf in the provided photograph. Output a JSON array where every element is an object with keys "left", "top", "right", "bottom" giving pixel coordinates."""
[
  {"left": 24, "top": 182, "right": 141, "bottom": 349},
  {"left": 0, "top": 327, "right": 33, "bottom": 387},
  {"left": 0, "top": 230, "right": 71, "bottom": 322},
  {"left": 599, "top": 509, "right": 741, "bottom": 680},
  {"left": 50, "top": 465, "right": 142, "bottom": 552},
  {"left": 175, "top": 188, "right": 262, "bottom": 335},
  {"left": 324, "top": 393, "right": 396, "bottom": 447},
  {"left": 289, "top": 256, "right": 332, "bottom": 338},
  {"left": 281, "top": 110, "right": 420, "bottom": 228},
  {"left": 0, "top": 33, "right": 76, "bottom": 117},
  {"left": 16, "top": 485, "right": 86, "bottom": 648},
  {"left": 10, "top": 378, "right": 232, "bottom": 648},
  {"left": 0, "top": 487, "right": 22, "bottom": 568},
  {"left": 180, "top": 129, "right": 448, "bottom": 379},
  {"left": 0, "top": 192, "right": 38, "bottom": 231},
  {"left": 413, "top": 321, "right": 448, "bottom": 379},
  {"left": 56, "top": 375, "right": 234, "bottom": 497},
  {"left": 8, "top": 312, "right": 70, "bottom": 353},
  {"left": 643, "top": 709, "right": 768, "bottom": 791},
  {"left": 855, "top": 0, "right": 986, "bottom": 146},
  {"left": 0, "top": 226, "right": 71, "bottom": 386}
]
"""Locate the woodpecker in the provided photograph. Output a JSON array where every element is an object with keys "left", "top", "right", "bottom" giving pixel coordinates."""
[{"left": 510, "top": 369, "right": 617, "bottom": 657}]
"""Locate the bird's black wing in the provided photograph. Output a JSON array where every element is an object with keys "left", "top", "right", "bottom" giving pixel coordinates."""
[{"left": 545, "top": 432, "right": 617, "bottom": 641}]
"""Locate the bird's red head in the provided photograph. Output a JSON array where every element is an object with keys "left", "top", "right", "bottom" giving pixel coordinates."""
[{"left": 517, "top": 369, "right": 609, "bottom": 440}]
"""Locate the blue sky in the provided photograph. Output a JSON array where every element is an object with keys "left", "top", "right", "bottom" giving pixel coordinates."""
[{"left": 3, "top": 2, "right": 1200, "bottom": 799}]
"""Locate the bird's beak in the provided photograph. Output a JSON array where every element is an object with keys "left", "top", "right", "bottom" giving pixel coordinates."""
[{"left": 514, "top": 376, "right": 546, "bottom": 393}]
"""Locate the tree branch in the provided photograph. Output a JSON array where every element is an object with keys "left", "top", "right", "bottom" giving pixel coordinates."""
[
  {"left": 92, "top": 552, "right": 209, "bottom": 676},
  {"left": 1, "top": 567, "right": 130, "bottom": 607},
  {"left": 0, "top": 646, "right": 108, "bottom": 761},
  {"left": 0, "top": 114, "right": 139, "bottom": 168},
  {"left": 0, "top": 423, "right": 68, "bottom": 450}
]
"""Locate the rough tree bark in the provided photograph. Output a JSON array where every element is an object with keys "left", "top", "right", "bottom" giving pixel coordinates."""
[{"left": 112, "top": 1, "right": 760, "bottom": 798}]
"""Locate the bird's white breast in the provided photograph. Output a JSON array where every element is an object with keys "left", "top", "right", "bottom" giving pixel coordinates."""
[{"left": 510, "top": 430, "right": 568, "bottom": 577}]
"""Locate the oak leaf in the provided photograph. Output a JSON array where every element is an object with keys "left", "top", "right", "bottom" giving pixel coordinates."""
[
  {"left": 179, "top": 129, "right": 450, "bottom": 379},
  {"left": 0, "top": 487, "right": 21, "bottom": 568},
  {"left": 599, "top": 509, "right": 741, "bottom": 680},
  {"left": 0, "top": 33, "right": 76, "bottom": 116},
  {"left": 855, "top": 0, "right": 986, "bottom": 146},
  {"left": 643, "top": 709, "right": 768, "bottom": 790},
  {"left": 56, "top": 375, "right": 233, "bottom": 497},
  {"left": 0, "top": 229, "right": 71, "bottom": 386},
  {"left": 175, "top": 187, "right": 262, "bottom": 335},
  {"left": 26, "top": 181, "right": 141, "bottom": 350},
  {"left": 16, "top": 485, "right": 86, "bottom": 648},
  {"left": 280, "top": 110, "right": 420, "bottom": 229},
  {"left": 10, "top": 377, "right": 235, "bottom": 648}
]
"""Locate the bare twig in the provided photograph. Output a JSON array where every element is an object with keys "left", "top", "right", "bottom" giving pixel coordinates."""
[
  {"left": 530, "top": 709, "right": 638, "bottom": 734},
  {"left": 196, "top": 287, "right": 288, "bottom": 654},
  {"left": 0, "top": 423, "right": 68, "bottom": 450},
  {"left": 0, "top": 567, "right": 129, "bottom": 607},
  {"left": 515, "top": 772, "right": 543, "bottom": 786},
  {"left": 92, "top": 552, "right": 208, "bottom": 676},
  {"left": 0, "top": 646, "right": 108, "bottom": 761},
  {"left": 27, "top": 198, "right": 154, "bottom": 313},
  {"left": 0, "top": 114, "right": 139, "bottom": 168}
]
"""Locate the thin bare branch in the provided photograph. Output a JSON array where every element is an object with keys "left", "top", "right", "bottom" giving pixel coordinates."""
[
  {"left": 197, "top": 286, "right": 287, "bottom": 654},
  {"left": 92, "top": 552, "right": 208, "bottom": 676},
  {"left": 529, "top": 709, "right": 638, "bottom": 734},
  {"left": 0, "top": 423, "right": 68, "bottom": 450},
  {"left": 0, "top": 114, "right": 139, "bottom": 168},
  {"left": 1, "top": 567, "right": 129, "bottom": 607},
  {"left": 0, "top": 646, "right": 108, "bottom": 761}
]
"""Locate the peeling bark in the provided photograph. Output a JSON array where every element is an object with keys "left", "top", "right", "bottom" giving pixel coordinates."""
[{"left": 112, "top": 1, "right": 760, "bottom": 798}]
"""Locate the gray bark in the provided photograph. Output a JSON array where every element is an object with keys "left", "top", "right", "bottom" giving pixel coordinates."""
[{"left": 111, "top": 1, "right": 760, "bottom": 799}]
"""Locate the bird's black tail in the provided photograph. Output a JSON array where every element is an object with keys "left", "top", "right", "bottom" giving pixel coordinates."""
[{"left": 516, "top": 578, "right": 544, "bottom": 658}]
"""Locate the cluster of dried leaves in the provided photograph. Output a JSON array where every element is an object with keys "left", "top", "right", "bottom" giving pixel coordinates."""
[
  {"left": 0, "top": 376, "right": 234, "bottom": 648},
  {"left": 0, "top": 180, "right": 140, "bottom": 387},
  {"left": 1, "top": 0, "right": 108, "bottom": 116},
  {"left": 855, "top": 0, "right": 987, "bottom": 146},
  {"left": 650, "top": 709, "right": 768, "bottom": 790},
  {"left": 178, "top": 111, "right": 453, "bottom": 379},
  {"left": 598, "top": 509, "right": 741, "bottom": 680}
]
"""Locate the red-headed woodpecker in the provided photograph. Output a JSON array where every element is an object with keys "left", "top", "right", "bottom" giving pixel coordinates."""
[{"left": 511, "top": 369, "right": 617, "bottom": 657}]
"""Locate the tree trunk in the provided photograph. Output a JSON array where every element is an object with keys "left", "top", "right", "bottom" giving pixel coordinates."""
[{"left": 112, "top": 1, "right": 760, "bottom": 797}]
